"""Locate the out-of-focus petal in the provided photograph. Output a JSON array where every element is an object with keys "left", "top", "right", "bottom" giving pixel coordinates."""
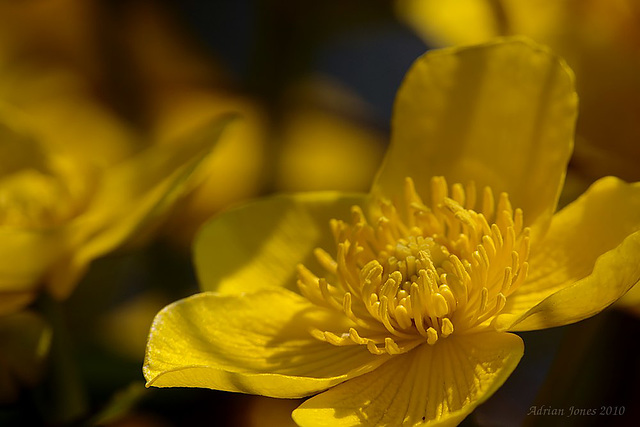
[
  {"left": 0, "top": 229, "right": 67, "bottom": 313},
  {"left": 395, "top": 0, "right": 566, "bottom": 47},
  {"left": 47, "top": 117, "right": 232, "bottom": 299},
  {"left": 396, "top": 0, "right": 501, "bottom": 46},
  {"left": 275, "top": 77, "right": 386, "bottom": 193},
  {"left": 157, "top": 94, "right": 267, "bottom": 246}
]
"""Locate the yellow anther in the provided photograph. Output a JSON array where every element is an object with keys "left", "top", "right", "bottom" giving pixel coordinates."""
[
  {"left": 367, "top": 341, "right": 386, "bottom": 355},
  {"left": 385, "top": 338, "right": 402, "bottom": 355},
  {"left": 431, "top": 293, "right": 450, "bottom": 318},
  {"left": 451, "top": 182, "right": 465, "bottom": 205},
  {"left": 482, "top": 186, "right": 495, "bottom": 220},
  {"left": 431, "top": 176, "right": 448, "bottom": 206},
  {"left": 348, "top": 328, "right": 366, "bottom": 345},
  {"left": 314, "top": 248, "right": 337, "bottom": 274},
  {"left": 426, "top": 327, "right": 439, "bottom": 345},
  {"left": 441, "top": 318, "right": 454, "bottom": 337},
  {"left": 395, "top": 304, "right": 413, "bottom": 329}
]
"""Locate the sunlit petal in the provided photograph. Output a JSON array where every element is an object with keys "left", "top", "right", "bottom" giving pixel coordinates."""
[
  {"left": 496, "top": 177, "right": 640, "bottom": 330},
  {"left": 144, "top": 289, "right": 389, "bottom": 398},
  {"left": 375, "top": 38, "right": 576, "bottom": 237}
]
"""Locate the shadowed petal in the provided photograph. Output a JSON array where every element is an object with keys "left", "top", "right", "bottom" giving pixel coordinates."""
[
  {"left": 495, "top": 177, "right": 640, "bottom": 331},
  {"left": 293, "top": 332, "right": 523, "bottom": 426},
  {"left": 195, "top": 192, "right": 368, "bottom": 294}
]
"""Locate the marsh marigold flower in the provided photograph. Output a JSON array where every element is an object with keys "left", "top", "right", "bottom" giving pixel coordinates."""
[
  {"left": 0, "top": 103, "right": 229, "bottom": 314},
  {"left": 144, "top": 39, "right": 640, "bottom": 426}
]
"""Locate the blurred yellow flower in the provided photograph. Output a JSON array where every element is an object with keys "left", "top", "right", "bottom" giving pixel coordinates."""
[
  {"left": 274, "top": 76, "right": 386, "bottom": 193},
  {"left": 110, "top": 0, "right": 268, "bottom": 246},
  {"left": 0, "top": 102, "right": 229, "bottom": 314},
  {"left": 0, "top": 0, "right": 268, "bottom": 250},
  {"left": 155, "top": 92, "right": 267, "bottom": 246},
  {"left": 144, "top": 39, "right": 640, "bottom": 426}
]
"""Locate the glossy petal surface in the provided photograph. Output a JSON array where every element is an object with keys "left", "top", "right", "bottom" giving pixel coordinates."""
[
  {"left": 293, "top": 332, "right": 523, "bottom": 426},
  {"left": 195, "top": 192, "right": 367, "bottom": 294},
  {"left": 496, "top": 177, "right": 640, "bottom": 330},
  {"left": 375, "top": 38, "right": 576, "bottom": 236},
  {"left": 144, "top": 288, "right": 389, "bottom": 398}
]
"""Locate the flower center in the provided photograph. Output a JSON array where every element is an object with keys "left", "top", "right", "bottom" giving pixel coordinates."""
[
  {"left": 0, "top": 156, "right": 94, "bottom": 229},
  {"left": 297, "top": 176, "right": 530, "bottom": 355}
]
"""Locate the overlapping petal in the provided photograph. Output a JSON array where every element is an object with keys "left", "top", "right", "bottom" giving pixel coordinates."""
[
  {"left": 195, "top": 192, "right": 368, "bottom": 294},
  {"left": 495, "top": 177, "right": 640, "bottom": 331},
  {"left": 144, "top": 288, "right": 389, "bottom": 398},
  {"left": 374, "top": 38, "right": 576, "bottom": 236},
  {"left": 293, "top": 332, "right": 523, "bottom": 426}
]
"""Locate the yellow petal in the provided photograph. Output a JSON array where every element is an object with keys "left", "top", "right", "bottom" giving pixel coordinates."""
[
  {"left": 395, "top": 0, "right": 501, "bottom": 46},
  {"left": 292, "top": 332, "right": 523, "bottom": 427},
  {"left": 496, "top": 177, "right": 640, "bottom": 331},
  {"left": 275, "top": 77, "right": 386, "bottom": 192},
  {"left": 195, "top": 192, "right": 368, "bottom": 294},
  {"left": 374, "top": 37, "right": 577, "bottom": 236},
  {"left": 159, "top": 95, "right": 267, "bottom": 246},
  {"left": 46, "top": 117, "right": 232, "bottom": 299},
  {"left": 396, "top": 0, "right": 566, "bottom": 48},
  {"left": 144, "top": 288, "right": 389, "bottom": 398},
  {"left": 0, "top": 69, "right": 140, "bottom": 168},
  {"left": 0, "top": 228, "right": 67, "bottom": 312}
]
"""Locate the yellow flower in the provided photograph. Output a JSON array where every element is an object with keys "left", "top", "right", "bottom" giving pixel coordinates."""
[
  {"left": 144, "top": 39, "right": 640, "bottom": 426},
  {"left": 0, "top": 103, "right": 229, "bottom": 315},
  {"left": 274, "top": 76, "right": 386, "bottom": 193}
]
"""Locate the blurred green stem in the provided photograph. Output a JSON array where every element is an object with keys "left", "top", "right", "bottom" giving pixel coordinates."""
[{"left": 35, "top": 294, "right": 89, "bottom": 424}]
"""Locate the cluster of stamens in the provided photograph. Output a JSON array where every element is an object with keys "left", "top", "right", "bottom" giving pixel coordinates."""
[{"left": 297, "top": 176, "right": 530, "bottom": 355}]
